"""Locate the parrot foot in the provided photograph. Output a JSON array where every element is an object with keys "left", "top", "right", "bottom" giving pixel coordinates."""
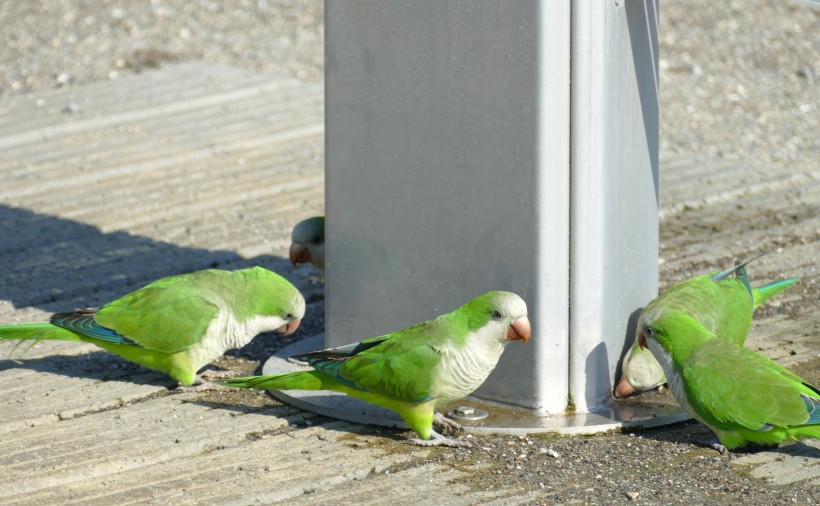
[
  {"left": 174, "top": 371, "right": 240, "bottom": 392},
  {"left": 706, "top": 441, "right": 729, "bottom": 455},
  {"left": 198, "top": 369, "right": 240, "bottom": 381},
  {"left": 433, "top": 411, "right": 464, "bottom": 434},
  {"left": 174, "top": 381, "right": 235, "bottom": 393},
  {"left": 410, "top": 429, "right": 472, "bottom": 448}
]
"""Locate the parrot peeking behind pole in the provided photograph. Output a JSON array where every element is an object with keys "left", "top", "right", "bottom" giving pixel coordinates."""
[
  {"left": 614, "top": 260, "right": 800, "bottom": 397},
  {"left": 289, "top": 216, "right": 325, "bottom": 276},
  {"left": 0, "top": 267, "right": 306, "bottom": 389},
  {"left": 638, "top": 307, "right": 820, "bottom": 452},
  {"left": 223, "top": 291, "right": 531, "bottom": 447}
]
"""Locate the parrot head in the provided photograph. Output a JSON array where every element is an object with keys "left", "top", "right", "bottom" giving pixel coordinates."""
[
  {"left": 289, "top": 216, "right": 325, "bottom": 271},
  {"left": 636, "top": 308, "right": 678, "bottom": 375},
  {"left": 273, "top": 286, "right": 307, "bottom": 335},
  {"left": 613, "top": 342, "right": 666, "bottom": 397},
  {"left": 465, "top": 291, "right": 531, "bottom": 345},
  {"left": 637, "top": 307, "right": 716, "bottom": 364},
  {"left": 636, "top": 306, "right": 675, "bottom": 351}
]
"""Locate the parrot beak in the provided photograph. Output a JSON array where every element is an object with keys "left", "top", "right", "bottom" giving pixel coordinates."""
[
  {"left": 613, "top": 376, "right": 637, "bottom": 398},
  {"left": 637, "top": 331, "right": 647, "bottom": 350},
  {"left": 289, "top": 242, "right": 311, "bottom": 266},
  {"left": 277, "top": 319, "right": 302, "bottom": 335},
  {"left": 507, "top": 316, "right": 531, "bottom": 343}
]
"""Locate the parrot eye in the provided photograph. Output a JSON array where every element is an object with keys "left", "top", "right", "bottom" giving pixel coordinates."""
[
  {"left": 645, "top": 327, "right": 654, "bottom": 337},
  {"left": 286, "top": 313, "right": 294, "bottom": 320},
  {"left": 491, "top": 310, "right": 503, "bottom": 320}
]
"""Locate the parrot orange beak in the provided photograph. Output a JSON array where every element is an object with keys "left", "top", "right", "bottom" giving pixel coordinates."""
[
  {"left": 613, "top": 376, "right": 637, "bottom": 398},
  {"left": 507, "top": 316, "right": 531, "bottom": 343},
  {"left": 277, "top": 319, "right": 301, "bottom": 335},
  {"left": 289, "top": 242, "right": 311, "bottom": 266}
]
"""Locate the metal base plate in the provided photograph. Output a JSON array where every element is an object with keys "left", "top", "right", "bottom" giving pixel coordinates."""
[{"left": 262, "top": 334, "right": 690, "bottom": 435}]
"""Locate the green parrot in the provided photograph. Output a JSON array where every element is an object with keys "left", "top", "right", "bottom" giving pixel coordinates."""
[
  {"left": 224, "top": 291, "right": 531, "bottom": 447},
  {"left": 638, "top": 307, "right": 820, "bottom": 451},
  {"left": 614, "top": 261, "right": 799, "bottom": 397},
  {"left": 289, "top": 216, "right": 325, "bottom": 276},
  {"left": 0, "top": 267, "right": 305, "bottom": 387}
]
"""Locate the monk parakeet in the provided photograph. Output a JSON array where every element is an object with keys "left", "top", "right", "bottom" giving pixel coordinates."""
[
  {"left": 224, "top": 291, "right": 530, "bottom": 447},
  {"left": 0, "top": 267, "right": 305, "bottom": 387},
  {"left": 638, "top": 307, "right": 820, "bottom": 451},
  {"left": 289, "top": 216, "right": 325, "bottom": 276},
  {"left": 614, "top": 261, "right": 799, "bottom": 397}
]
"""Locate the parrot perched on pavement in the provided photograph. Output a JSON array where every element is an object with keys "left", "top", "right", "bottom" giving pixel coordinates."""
[
  {"left": 614, "top": 261, "right": 799, "bottom": 397},
  {"left": 289, "top": 216, "right": 325, "bottom": 276},
  {"left": 0, "top": 267, "right": 306, "bottom": 388},
  {"left": 638, "top": 307, "right": 820, "bottom": 451},
  {"left": 223, "top": 290, "right": 531, "bottom": 447}
]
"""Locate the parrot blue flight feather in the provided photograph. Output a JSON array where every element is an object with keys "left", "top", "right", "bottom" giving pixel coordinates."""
[{"left": 50, "top": 312, "right": 140, "bottom": 346}]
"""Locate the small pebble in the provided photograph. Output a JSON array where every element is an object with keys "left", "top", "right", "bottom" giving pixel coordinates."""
[
  {"left": 539, "top": 448, "right": 561, "bottom": 458},
  {"left": 62, "top": 102, "right": 81, "bottom": 114}
]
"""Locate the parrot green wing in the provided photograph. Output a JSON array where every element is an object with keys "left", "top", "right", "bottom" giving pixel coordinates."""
[
  {"left": 344, "top": 337, "right": 439, "bottom": 402},
  {"left": 302, "top": 315, "right": 466, "bottom": 402},
  {"left": 93, "top": 272, "right": 221, "bottom": 353},
  {"left": 682, "top": 338, "right": 818, "bottom": 431},
  {"left": 645, "top": 273, "right": 753, "bottom": 345}
]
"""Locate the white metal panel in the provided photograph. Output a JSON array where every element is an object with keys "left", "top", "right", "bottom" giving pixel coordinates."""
[
  {"left": 534, "top": 0, "right": 572, "bottom": 414},
  {"left": 569, "top": 0, "right": 659, "bottom": 411},
  {"left": 325, "top": 0, "right": 572, "bottom": 412}
]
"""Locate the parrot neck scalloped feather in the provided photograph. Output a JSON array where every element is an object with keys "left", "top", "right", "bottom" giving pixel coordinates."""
[
  {"left": 430, "top": 322, "right": 508, "bottom": 405},
  {"left": 186, "top": 309, "right": 289, "bottom": 370},
  {"left": 646, "top": 337, "right": 697, "bottom": 419}
]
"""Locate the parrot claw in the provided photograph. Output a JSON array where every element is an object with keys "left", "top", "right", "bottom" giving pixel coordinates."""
[
  {"left": 433, "top": 411, "right": 464, "bottom": 434},
  {"left": 198, "top": 369, "right": 241, "bottom": 381},
  {"left": 410, "top": 429, "right": 472, "bottom": 448},
  {"left": 708, "top": 441, "right": 729, "bottom": 455},
  {"left": 174, "top": 381, "right": 235, "bottom": 393},
  {"left": 174, "top": 371, "right": 241, "bottom": 392}
]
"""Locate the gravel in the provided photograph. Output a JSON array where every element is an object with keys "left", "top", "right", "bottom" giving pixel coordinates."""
[
  {"left": 1, "top": 1, "right": 817, "bottom": 504},
  {"left": 0, "top": 0, "right": 323, "bottom": 95},
  {"left": 659, "top": 1, "right": 818, "bottom": 176}
]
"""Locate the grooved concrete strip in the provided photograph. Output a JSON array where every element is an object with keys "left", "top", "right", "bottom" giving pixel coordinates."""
[{"left": 0, "top": 63, "right": 324, "bottom": 261}]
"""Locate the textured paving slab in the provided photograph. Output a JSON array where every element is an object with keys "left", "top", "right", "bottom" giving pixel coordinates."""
[
  {"left": 0, "top": 62, "right": 817, "bottom": 503},
  {"left": 731, "top": 439, "right": 820, "bottom": 486}
]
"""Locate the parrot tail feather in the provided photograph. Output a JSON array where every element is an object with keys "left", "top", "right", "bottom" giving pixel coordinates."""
[
  {"left": 222, "top": 371, "right": 328, "bottom": 391},
  {"left": 791, "top": 424, "right": 820, "bottom": 442},
  {"left": 0, "top": 324, "right": 82, "bottom": 356},
  {"left": 711, "top": 254, "right": 766, "bottom": 283},
  {"left": 752, "top": 278, "right": 801, "bottom": 308}
]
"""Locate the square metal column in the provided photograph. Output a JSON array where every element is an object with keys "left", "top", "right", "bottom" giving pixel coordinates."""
[{"left": 322, "top": 0, "right": 659, "bottom": 420}]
